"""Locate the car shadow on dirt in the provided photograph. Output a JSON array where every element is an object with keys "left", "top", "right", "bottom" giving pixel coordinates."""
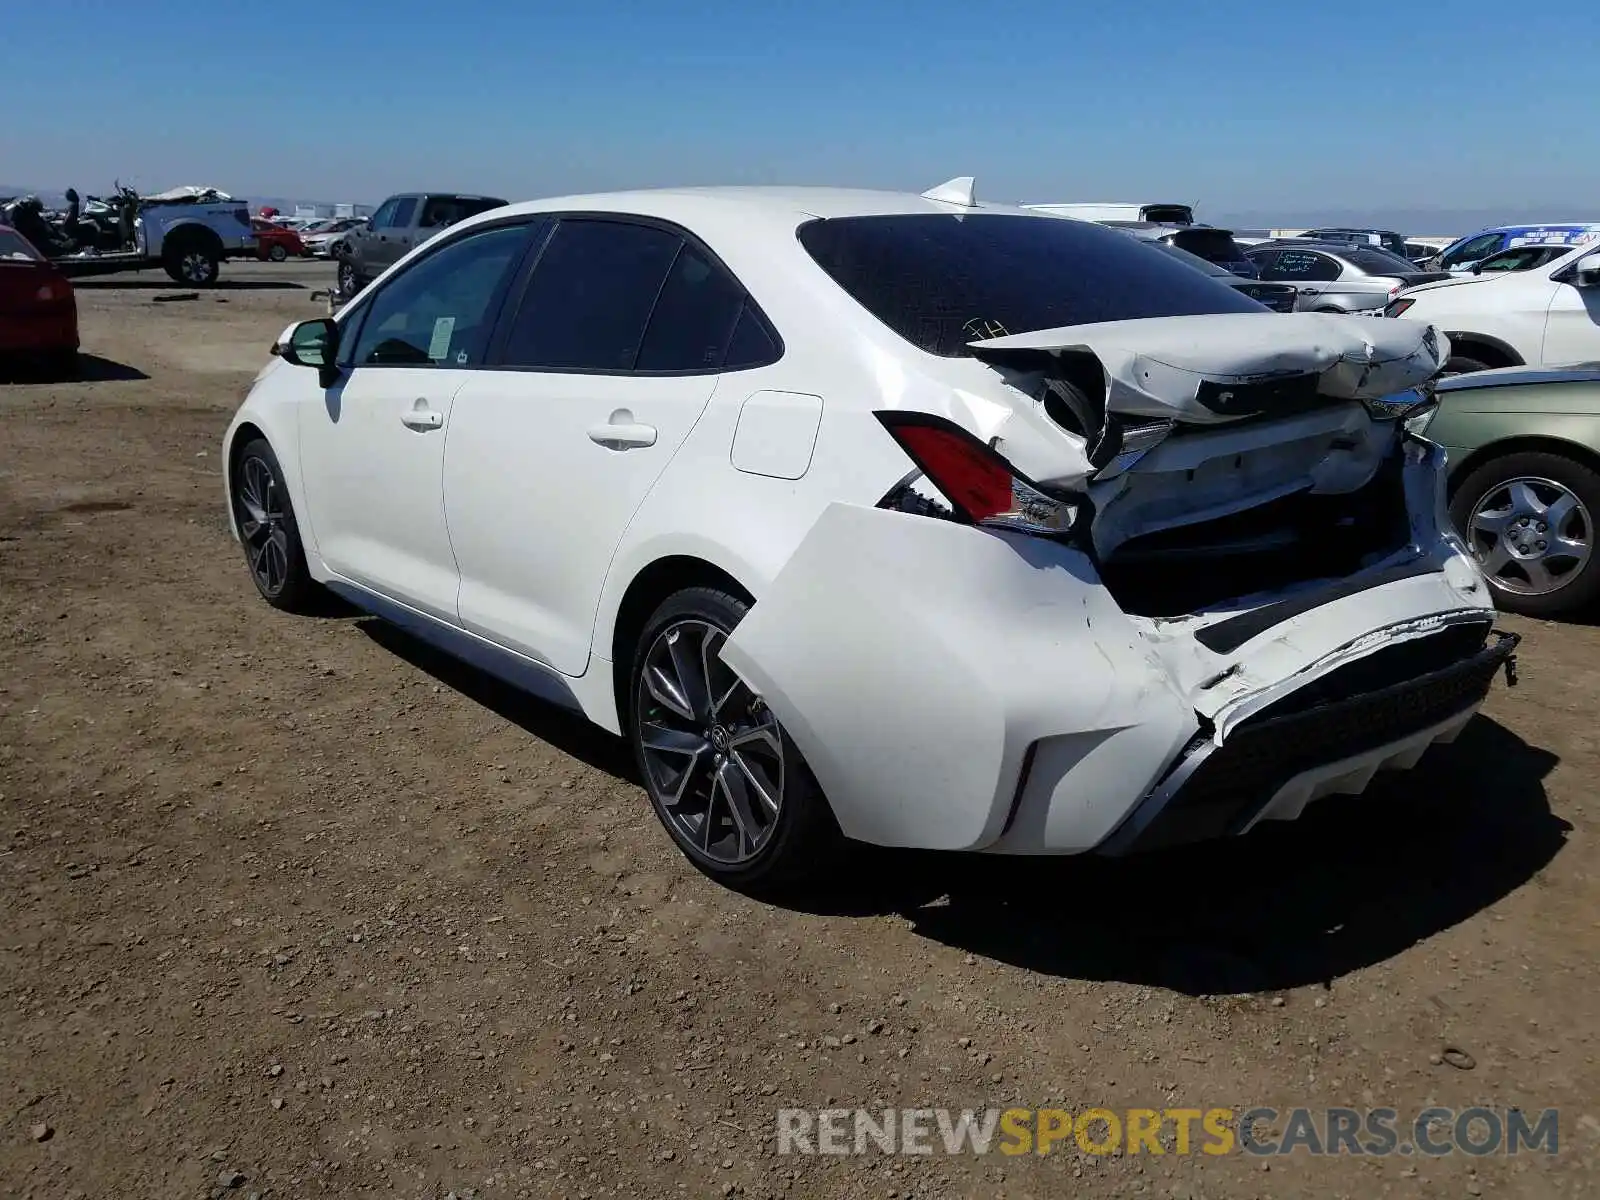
[
  {"left": 795, "top": 716, "right": 1568, "bottom": 994},
  {"left": 357, "top": 618, "right": 639, "bottom": 781},
  {"left": 0, "top": 353, "right": 149, "bottom": 383}
]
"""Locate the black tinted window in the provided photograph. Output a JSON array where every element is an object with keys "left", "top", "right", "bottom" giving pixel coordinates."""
[
  {"left": 798, "top": 214, "right": 1261, "bottom": 358},
  {"left": 389, "top": 196, "right": 418, "bottom": 229},
  {"left": 1262, "top": 250, "right": 1340, "bottom": 282},
  {"left": 1344, "top": 248, "right": 1419, "bottom": 274},
  {"left": 502, "top": 220, "right": 681, "bottom": 371},
  {"left": 348, "top": 223, "right": 530, "bottom": 366},
  {"left": 636, "top": 244, "right": 746, "bottom": 372},
  {"left": 1167, "top": 228, "right": 1249, "bottom": 264},
  {"left": 1440, "top": 233, "right": 1503, "bottom": 268},
  {"left": 421, "top": 195, "right": 508, "bottom": 228},
  {"left": 1150, "top": 241, "right": 1232, "bottom": 277},
  {"left": 725, "top": 307, "right": 781, "bottom": 369}
]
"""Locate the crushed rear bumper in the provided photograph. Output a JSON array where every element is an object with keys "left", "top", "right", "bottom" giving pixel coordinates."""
[{"left": 1096, "top": 628, "right": 1517, "bottom": 854}]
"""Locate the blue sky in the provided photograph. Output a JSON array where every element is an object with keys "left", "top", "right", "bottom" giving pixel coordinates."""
[{"left": 4, "top": 0, "right": 1598, "bottom": 229}]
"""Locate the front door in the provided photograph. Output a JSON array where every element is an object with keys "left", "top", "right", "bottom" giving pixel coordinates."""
[
  {"left": 365, "top": 195, "right": 419, "bottom": 277},
  {"left": 445, "top": 217, "right": 762, "bottom": 675},
  {"left": 1543, "top": 271, "right": 1600, "bottom": 367},
  {"left": 296, "top": 220, "right": 535, "bottom": 620}
]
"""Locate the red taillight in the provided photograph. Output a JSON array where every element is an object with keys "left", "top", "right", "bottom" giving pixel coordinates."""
[
  {"left": 874, "top": 411, "right": 1082, "bottom": 538},
  {"left": 882, "top": 421, "right": 1014, "bottom": 523}
]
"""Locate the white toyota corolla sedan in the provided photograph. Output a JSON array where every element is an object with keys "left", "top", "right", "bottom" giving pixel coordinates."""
[{"left": 223, "top": 178, "right": 1517, "bottom": 891}]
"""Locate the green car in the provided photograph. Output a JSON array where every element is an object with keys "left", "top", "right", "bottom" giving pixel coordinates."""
[{"left": 1411, "top": 367, "right": 1600, "bottom": 617}]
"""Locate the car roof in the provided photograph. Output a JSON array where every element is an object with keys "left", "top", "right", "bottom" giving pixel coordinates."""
[{"left": 460, "top": 185, "right": 1048, "bottom": 227}]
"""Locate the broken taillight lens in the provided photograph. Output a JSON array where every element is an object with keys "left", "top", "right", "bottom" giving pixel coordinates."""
[{"left": 874, "top": 411, "right": 1082, "bottom": 540}]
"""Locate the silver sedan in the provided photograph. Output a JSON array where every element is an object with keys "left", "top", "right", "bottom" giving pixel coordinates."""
[{"left": 1244, "top": 242, "right": 1451, "bottom": 313}]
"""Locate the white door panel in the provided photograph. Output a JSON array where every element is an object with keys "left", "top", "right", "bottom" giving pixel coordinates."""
[
  {"left": 1543, "top": 281, "right": 1600, "bottom": 366},
  {"left": 297, "top": 367, "right": 464, "bottom": 621},
  {"left": 444, "top": 372, "right": 718, "bottom": 674}
]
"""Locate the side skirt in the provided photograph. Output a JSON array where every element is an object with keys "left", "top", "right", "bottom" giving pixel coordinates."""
[{"left": 324, "top": 580, "right": 587, "bottom": 715}]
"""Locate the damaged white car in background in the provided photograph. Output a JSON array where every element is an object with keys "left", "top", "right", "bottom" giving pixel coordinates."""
[{"left": 224, "top": 179, "right": 1519, "bottom": 893}]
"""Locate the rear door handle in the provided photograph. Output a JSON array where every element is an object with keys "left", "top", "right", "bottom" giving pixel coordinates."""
[
  {"left": 587, "top": 421, "right": 657, "bottom": 449},
  {"left": 1300, "top": 288, "right": 1320, "bottom": 296},
  {"left": 401, "top": 403, "right": 443, "bottom": 431}
]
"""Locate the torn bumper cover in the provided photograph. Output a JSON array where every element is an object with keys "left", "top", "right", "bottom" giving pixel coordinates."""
[{"left": 720, "top": 447, "right": 1505, "bottom": 857}]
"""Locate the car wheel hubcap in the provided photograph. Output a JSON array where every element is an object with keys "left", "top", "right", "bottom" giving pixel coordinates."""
[
  {"left": 235, "top": 456, "right": 290, "bottom": 596},
  {"left": 1467, "top": 475, "right": 1592, "bottom": 595},
  {"left": 183, "top": 252, "right": 212, "bottom": 282},
  {"left": 636, "top": 619, "right": 784, "bottom": 866}
]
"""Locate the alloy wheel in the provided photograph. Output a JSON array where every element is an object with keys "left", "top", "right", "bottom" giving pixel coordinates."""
[
  {"left": 234, "top": 455, "right": 292, "bottom": 597},
  {"left": 635, "top": 619, "right": 785, "bottom": 865},
  {"left": 181, "top": 251, "right": 215, "bottom": 284},
  {"left": 1466, "top": 476, "right": 1592, "bottom": 595}
]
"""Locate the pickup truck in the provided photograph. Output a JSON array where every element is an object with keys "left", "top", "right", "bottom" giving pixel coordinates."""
[
  {"left": 336, "top": 192, "right": 508, "bottom": 296},
  {"left": 0, "top": 186, "right": 257, "bottom": 285}
]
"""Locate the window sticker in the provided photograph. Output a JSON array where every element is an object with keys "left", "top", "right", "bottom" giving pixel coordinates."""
[{"left": 428, "top": 316, "right": 456, "bottom": 362}]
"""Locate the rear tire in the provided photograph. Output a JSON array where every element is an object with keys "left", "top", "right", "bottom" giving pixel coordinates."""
[
  {"left": 267, "top": 243, "right": 288, "bottom": 263},
  {"left": 627, "top": 587, "right": 842, "bottom": 894},
  {"left": 229, "top": 437, "right": 318, "bottom": 612},
  {"left": 1449, "top": 450, "right": 1600, "bottom": 618}
]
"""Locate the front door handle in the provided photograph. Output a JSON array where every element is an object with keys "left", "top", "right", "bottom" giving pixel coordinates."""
[
  {"left": 1300, "top": 288, "right": 1320, "bottom": 296},
  {"left": 587, "top": 419, "right": 657, "bottom": 449},
  {"left": 401, "top": 403, "right": 443, "bottom": 431}
]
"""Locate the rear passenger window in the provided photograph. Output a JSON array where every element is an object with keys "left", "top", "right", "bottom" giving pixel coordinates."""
[
  {"left": 501, "top": 220, "right": 681, "bottom": 371},
  {"left": 725, "top": 307, "right": 781, "bottom": 369},
  {"left": 635, "top": 244, "right": 746, "bottom": 372}
]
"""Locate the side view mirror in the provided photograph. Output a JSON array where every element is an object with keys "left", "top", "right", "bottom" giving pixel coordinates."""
[
  {"left": 278, "top": 318, "right": 340, "bottom": 371},
  {"left": 1574, "top": 252, "right": 1600, "bottom": 288}
]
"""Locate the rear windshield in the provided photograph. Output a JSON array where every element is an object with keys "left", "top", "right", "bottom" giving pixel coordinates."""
[
  {"left": 1140, "top": 204, "right": 1194, "bottom": 225},
  {"left": 0, "top": 228, "right": 42, "bottom": 262},
  {"left": 1166, "top": 228, "right": 1249, "bottom": 262},
  {"left": 1149, "top": 240, "right": 1232, "bottom": 277},
  {"left": 797, "top": 214, "right": 1261, "bottom": 358},
  {"left": 1344, "top": 248, "right": 1421, "bottom": 274}
]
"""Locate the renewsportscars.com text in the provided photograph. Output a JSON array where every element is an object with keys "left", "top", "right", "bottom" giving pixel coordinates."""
[{"left": 776, "top": 1106, "right": 1559, "bottom": 1157}]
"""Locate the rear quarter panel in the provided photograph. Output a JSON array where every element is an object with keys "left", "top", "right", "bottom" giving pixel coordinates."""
[{"left": 1430, "top": 383, "right": 1600, "bottom": 481}]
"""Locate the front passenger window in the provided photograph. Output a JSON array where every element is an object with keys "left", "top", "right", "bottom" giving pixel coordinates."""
[{"left": 347, "top": 224, "right": 530, "bottom": 367}]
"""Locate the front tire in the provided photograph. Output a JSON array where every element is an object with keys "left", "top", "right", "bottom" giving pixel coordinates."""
[
  {"left": 1443, "top": 354, "right": 1492, "bottom": 376},
  {"left": 267, "top": 243, "right": 289, "bottom": 263},
  {"left": 336, "top": 259, "right": 365, "bottom": 297},
  {"left": 1450, "top": 450, "right": 1600, "bottom": 617},
  {"left": 229, "top": 437, "right": 318, "bottom": 612},
  {"left": 628, "top": 587, "right": 841, "bottom": 893}
]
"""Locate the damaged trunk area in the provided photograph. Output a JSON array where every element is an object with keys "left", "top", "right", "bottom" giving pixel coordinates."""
[
  {"left": 965, "top": 312, "right": 1450, "bottom": 618},
  {"left": 1095, "top": 435, "right": 1413, "bottom": 616}
]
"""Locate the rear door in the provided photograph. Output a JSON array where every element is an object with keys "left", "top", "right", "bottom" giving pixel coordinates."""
[
  {"left": 444, "top": 216, "right": 768, "bottom": 675},
  {"left": 1255, "top": 249, "right": 1341, "bottom": 310}
]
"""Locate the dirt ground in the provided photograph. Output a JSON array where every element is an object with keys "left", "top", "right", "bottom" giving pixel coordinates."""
[{"left": 2, "top": 261, "right": 1598, "bottom": 1199}]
